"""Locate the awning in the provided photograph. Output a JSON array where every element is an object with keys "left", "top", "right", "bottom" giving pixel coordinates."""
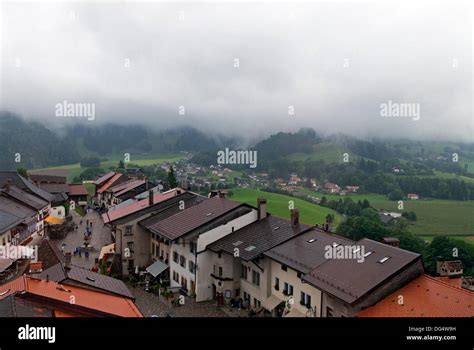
[
  {"left": 284, "top": 308, "right": 306, "bottom": 318},
  {"left": 262, "top": 295, "right": 283, "bottom": 311},
  {"left": 146, "top": 260, "right": 169, "bottom": 277},
  {"left": 99, "top": 243, "right": 115, "bottom": 260},
  {"left": 44, "top": 216, "right": 64, "bottom": 225}
]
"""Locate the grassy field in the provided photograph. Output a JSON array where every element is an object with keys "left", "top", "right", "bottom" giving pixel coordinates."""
[
  {"left": 418, "top": 235, "right": 474, "bottom": 246},
  {"left": 35, "top": 153, "right": 183, "bottom": 181},
  {"left": 301, "top": 189, "right": 474, "bottom": 236},
  {"left": 229, "top": 188, "right": 343, "bottom": 227}
]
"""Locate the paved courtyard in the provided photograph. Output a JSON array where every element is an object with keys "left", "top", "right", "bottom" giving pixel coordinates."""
[
  {"left": 130, "top": 286, "right": 248, "bottom": 318},
  {"left": 53, "top": 209, "right": 112, "bottom": 269}
]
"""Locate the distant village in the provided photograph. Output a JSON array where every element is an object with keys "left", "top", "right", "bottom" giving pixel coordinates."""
[{"left": 0, "top": 162, "right": 471, "bottom": 318}]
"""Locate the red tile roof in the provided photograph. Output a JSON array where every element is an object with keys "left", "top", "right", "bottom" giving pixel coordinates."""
[
  {"left": 0, "top": 275, "right": 143, "bottom": 317},
  {"left": 0, "top": 275, "right": 27, "bottom": 300},
  {"left": 358, "top": 275, "right": 474, "bottom": 317},
  {"left": 97, "top": 173, "right": 124, "bottom": 194},
  {"left": 68, "top": 183, "right": 88, "bottom": 196},
  {"left": 102, "top": 188, "right": 183, "bottom": 224}
]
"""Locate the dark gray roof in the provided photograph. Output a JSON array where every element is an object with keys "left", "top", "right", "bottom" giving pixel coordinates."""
[
  {"left": 146, "top": 260, "right": 169, "bottom": 277},
  {"left": 264, "top": 230, "right": 354, "bottom": 274},
  {"left": 0, "top": 295, "right": 53, "bottom": 317},
  {"left": 0, "top": 210, "right": 24, "bottom": 233},
  {"left": 379, "top": 214, "right": 395, "bottom": 225},
  {"left": 208, "top": 215, "right": 311, "bottom": 261},
  {"left": 0, "top": 172, "right": 54, "bottom": 202},
  {"left": 1, "top": 186, "right": 48, "bottom": 210},
  {"left": 38, "top": 263, "right": 134, "bottom": 299},
  {"left": 38, "top": 239, "right": 66, "bottom": 270},
  {"left": 302, "top": 238, "right": 421, "bottom": 304},
  {"left": 0, "top": 197, "right": 35, "bottom": 221},
  {"left": 0, "top": 295, "right": 15, "bottom": 317}
]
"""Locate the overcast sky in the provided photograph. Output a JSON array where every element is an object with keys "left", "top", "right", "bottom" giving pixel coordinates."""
[{"left": 0, "top": 1, "right": 472, "bottom": 142}]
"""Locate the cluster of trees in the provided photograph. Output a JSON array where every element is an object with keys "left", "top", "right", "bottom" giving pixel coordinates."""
[
  {"left": 336, "top": 213, "right": 474, "bottom": 276},
  {"left": 319, "top": 196, "right": 371, "bottom": 216},
  {"left": 72, "top": 167, "right": 105, "bottom": 183}
]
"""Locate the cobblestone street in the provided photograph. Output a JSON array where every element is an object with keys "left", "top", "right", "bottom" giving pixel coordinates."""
[
  {"left": 53, "top": 209, "right": 112, "bottom": 269},
  {"left": 130, "top": 286, "right": 247, "bottom": 318}
]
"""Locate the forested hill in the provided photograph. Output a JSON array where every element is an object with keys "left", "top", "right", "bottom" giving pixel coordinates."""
[{"left": 0, "top": 112, "right": 239, "bottom": 169}]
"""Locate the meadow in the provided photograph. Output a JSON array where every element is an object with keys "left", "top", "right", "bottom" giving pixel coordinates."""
[{"left": 229, "top": 188, "right": 343, "bottom": 227}]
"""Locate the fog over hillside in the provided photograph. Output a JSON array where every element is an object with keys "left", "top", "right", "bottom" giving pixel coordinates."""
[{"left": 0, "top": 1, "right": 472, "bottom": 141}]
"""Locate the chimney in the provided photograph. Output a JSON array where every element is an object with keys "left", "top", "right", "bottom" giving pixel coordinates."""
[
  {"left": 3, "top": 179, "right": 12, "bottom": 193},
  {"left": 46, "top": 274, "right": 49, "bottom": 282},
  {"left": 148, "top": 190, "right": 154, "bottom": 206},
  {"left": 64, "top": 252, "right": 72, "bottom": 270},
  {"left": 290, "top": 209, "right": 299, "bottom": 227},
  {"left": 436, "top": 256, "right": 445, "bottom": 275},
  {"left": 218, "top": 190, "right": 226, "bottom": 199},
  {"left": 257, "top": 198, "right": 267, "bottom": 220}
]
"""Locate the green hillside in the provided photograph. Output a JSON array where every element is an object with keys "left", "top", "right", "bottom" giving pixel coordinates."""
[
  {"left": 229, "top": 188, "right": 343, "bottom": 227},
  {"left": 304, "top": 189, "right": 474, "bottom": 236}
]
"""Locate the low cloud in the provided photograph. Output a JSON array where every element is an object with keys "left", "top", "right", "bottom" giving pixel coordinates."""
[{"left": 0, "top": 1, "right": 472, "bottom": 141}]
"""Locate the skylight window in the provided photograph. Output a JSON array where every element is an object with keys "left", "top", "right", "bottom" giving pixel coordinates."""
[
  {"left": 245, "top": 246, "right": 256, "bottom": 251},
  {"left": 273, "top": 226, "right": 280, "bottom": 231},
  {"left": 206, "top": 212, "right": 213, "bottom": 217},
  {"left": 378, "top": 256, "right": 391, "bottom": 264},
  {"left": 232, "top": 241, "right": 243, "bottom": 246},
  {"left": 307, "top": 238, "right": 317, "bottom": 243},
  {"left": 86, "top": 277, "right": 96, "bottom": 282},
  {"left": 364, "top": 251, "right": 374, "bottom": 258}
]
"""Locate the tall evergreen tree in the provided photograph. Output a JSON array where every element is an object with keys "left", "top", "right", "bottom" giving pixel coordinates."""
[{"left": 168, "top": 166, "right": 178, "bottom": 188}]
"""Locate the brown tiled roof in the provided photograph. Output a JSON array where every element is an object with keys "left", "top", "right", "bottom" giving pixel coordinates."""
[
  {"left": 209, "top": 215, "right": 311, "bottom": 261},
  {"left": 302, "top": 238, "right": 421, "bottom": 304},
  {"left": 93, "top": 172, "right": 116, "bottom": 186},
  {"left": 139, "top": 195, "right": 207, "bottom": 231},
  {"left": 264, "top": 230, "right": 354, "bottom": 274},
  {"left": 68, "top": 184, "right": 88, "bottom": 196},
  {"left": 150, "top": 196, "right": 247, "bottom": 241},
  {"left": 37, "top": 183, "right": 70, "bottom": 194},
  {"left": 358, "top": 274, "right": 474, "bottom": 317}
]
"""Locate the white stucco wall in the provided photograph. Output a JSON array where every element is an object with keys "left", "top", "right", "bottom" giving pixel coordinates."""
[{"left": 268, "top": 259, "right": 322, "bottom": 317}]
